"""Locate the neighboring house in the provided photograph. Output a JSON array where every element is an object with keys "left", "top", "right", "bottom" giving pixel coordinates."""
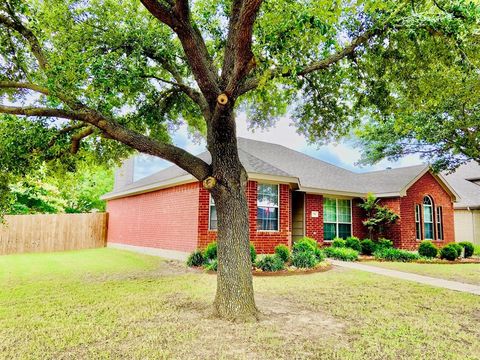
[
  {"left": 102, "top": 138, "right": 458, "bottom": 255},
  {"left": 443, "top": 162, "right": 480, "bottom": 245}
]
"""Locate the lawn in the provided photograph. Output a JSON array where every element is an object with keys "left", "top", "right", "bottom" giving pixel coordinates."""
[
  {"left": 366, "top": 261, "right": 480, "bottom": 286},
  {"left": 1, "top": 249, "right": 479, "bottom": 360}
]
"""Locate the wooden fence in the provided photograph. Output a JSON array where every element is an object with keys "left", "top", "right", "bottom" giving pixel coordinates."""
[{"left": 0, "top": 213, "right": 108, "bottom": 255}]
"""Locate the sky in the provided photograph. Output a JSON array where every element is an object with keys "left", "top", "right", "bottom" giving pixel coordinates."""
[{"left": 134, "top": 112, "right": 422, "bottom": 181}]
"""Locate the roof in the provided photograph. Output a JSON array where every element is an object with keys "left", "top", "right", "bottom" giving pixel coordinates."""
[
  {"left": 102, "top": 137, "right": 457, "bottom": 200},
  {"left": 443, "top": 161, "right": 480, "bottom": 209}
]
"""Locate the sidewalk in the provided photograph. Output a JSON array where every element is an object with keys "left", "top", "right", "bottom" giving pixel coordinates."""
[{"left": 330, "top": 260, "right": 480, "bottom": 296}]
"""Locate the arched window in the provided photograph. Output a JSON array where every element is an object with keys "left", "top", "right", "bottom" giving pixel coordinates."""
[{"left": 423, "top": 196, "right": 434, "bottom": 240}]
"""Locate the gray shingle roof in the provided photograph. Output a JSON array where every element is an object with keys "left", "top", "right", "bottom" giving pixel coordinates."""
[
  {"left": 443, "top": 161, "right": 480, "bottom": 209},
  {"left": 103, "top": 137, "right": 442, "bottom": 200}
]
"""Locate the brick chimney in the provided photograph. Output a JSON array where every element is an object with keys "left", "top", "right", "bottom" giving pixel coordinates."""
[{"left": 113, "top": 157, "right": 135, "bottom": 190}]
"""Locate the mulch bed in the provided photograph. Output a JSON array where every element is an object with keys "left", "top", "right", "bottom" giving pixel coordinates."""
[
  {"left": 200, "top": 263, "right": 333, "bottom": 276},
  {"left": 358, "top": 255, "right": 480, "bottom": 264}
]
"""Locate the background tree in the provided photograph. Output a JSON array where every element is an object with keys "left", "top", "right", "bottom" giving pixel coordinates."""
[
  {"left": 359, "top": 193, "right": 400, "bottom": 240},
  {"left": 0, "top": 0, "right": 478, "bottom": 320},
  {"left": 354, "top": 1, "right": 480, "bottom": 172}
]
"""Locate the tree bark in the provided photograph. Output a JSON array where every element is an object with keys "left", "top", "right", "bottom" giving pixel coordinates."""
[{"left": 208, "top": 106, "right": 259, "bottom": 321}]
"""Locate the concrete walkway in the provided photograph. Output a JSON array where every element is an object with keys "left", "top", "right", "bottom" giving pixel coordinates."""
[{"left": 330, "top": 260, "right": 480, "bottom": 296}]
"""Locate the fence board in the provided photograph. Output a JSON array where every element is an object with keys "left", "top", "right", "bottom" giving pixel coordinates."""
[{"left": 0, "top": 213, "right": 107, "bottom": 255}]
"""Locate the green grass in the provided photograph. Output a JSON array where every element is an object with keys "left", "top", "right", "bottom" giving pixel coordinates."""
[
  {"left": 1, "top": 249, "right": 479, "bottom": 359},
  {"left": 366, "top": 261, "right": 480, "bottom": 285}
]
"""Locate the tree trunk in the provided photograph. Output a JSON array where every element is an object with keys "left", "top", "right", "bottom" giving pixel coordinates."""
[{"left": 208, "top": 105, "right": 259, "bottom": 321}]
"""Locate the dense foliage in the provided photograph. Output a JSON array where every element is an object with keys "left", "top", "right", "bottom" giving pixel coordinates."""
[
  {"left": 324, "top": 247, "right": 359, "bottom": 261},
  {"left": 256, "top": 255, "right": 285, "bottom": 272},
  {"left": 359, "top": 193, "right": 400, "bottom": 239},
  {"left": 373, "top": 248, "right": 420, "bottom": 262},
  {"left": 458, "top": 242, "right": 474, "bottom": 258},
  {"left": 440, "top": 244, "right": 460, "bottom": 261},
  {"left": 360, "top": 239, "right": 376, "bottom": 255},
  {"left": 274, "top": 244, "right": 291, "bottom": 263},
  {"left": 418, "top": 241, "right": 439, "bottom": 258},
  {"left": 345, "top": 237, "right": 362, "bottom": 252}
]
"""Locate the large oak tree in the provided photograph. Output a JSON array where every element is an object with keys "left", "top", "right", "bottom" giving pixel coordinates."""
[{"left": 0, "top": 0, "right": 477, "bottom": 320}]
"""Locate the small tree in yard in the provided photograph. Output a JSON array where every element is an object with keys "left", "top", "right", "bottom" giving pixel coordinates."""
[
  {"left": 0, "top": 0, "right": 478, "bottom": 321},
  {"left": 360, "top": 193, "right": 399, "bottom": 240}
]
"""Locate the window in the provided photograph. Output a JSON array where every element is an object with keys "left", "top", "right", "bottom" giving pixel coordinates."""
[
  {"left": 423, "top": 196, "right": 434, "bottom": 240},
  {"left": 209, "top": 195, "right": 217, "bottom": 230},
  {"left": 415, "top": 204, "right": 422, "bottom": 240},
  {"left": 323, "top": 198, "right": 352, "bottom": 240},
  {"left": 436, "top": 206, "right": 443, "bottom": 240},
  {"left": 257, "top": 184, "right": 279, "bottom": 231}
]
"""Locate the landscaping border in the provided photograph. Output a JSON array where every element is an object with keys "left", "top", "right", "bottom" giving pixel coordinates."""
[
  {"left": 358, "top": 256, "right": 480, "bottom": 264},
  {"left": 201, "top": 262, "right": 333, "bottom": 276}
]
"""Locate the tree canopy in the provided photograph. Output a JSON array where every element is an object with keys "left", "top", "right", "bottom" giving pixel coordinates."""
[{"left": 1, "top": 0, "right": 479, "bottom": 320}]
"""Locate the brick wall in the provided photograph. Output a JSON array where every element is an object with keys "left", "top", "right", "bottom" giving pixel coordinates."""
[
  {"left": 398, "top": 171, "right": 455, "bottom": 249},
  {"left": 305, "top": 194, "right": 323, "bottom": 245},
  {"left": 198, "top": 181, "right": 292, "bottom": 253},
  {"left": 377, "top": 197, "right": 402, "bottom": 247},
  {"left": 106, "top": 183, "right": 200, "bottom": 252}
]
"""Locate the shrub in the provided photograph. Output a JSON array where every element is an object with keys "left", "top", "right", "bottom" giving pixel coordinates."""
[
  {"left": 360, "top": 239, "right": 376, "bottom": 255},
  {"left": 186, "top": 250, "right": 204, "bottom": 267},
  {"left": 250, "top": 243, "right": 257, "bottom": 263},
  {"left": 256, "top": 255, "right": 285, "bottom": 272},
  {"left": 450, "top": 243, "right": 463, "bottom": 258},
  {"left": 459, "top": 242, "right": 474, "bottom": 258},
  {"left": 292, "top": 251, "right": 318, "bottom": 268},
  {"left": 324, "top": 247, "right": 359, "bottom": 261},
  {"left": 440, "top": 244, "right": 459, "bottom": 261},
  {"left": 314, "top": 247, "right": 326, "bottom": 262},
  {"left": 376, "top": 238, "right": 393, "bottom": 250},
  {"left": 274, "top": 244, "right": 291, "bottom": 263},
  {"left": 374, "top": 248, "right": 420, "bottom": 262},
  {"left": 331, "top": 238, "right": 346, "bottom": 248},
  {"left": 292, "top": 237, "right": 318, "bottom": 254},
  {"left": 345, "top": 237, "right": 362, "bottom": 252},
  {"left": 204, "top": 259, "right": 218, "bottom": 271},
  {"left": 474, "top": 245, "right": 480, "bottom": 257},
  {"left": 203, "top": 242, "right": 217, "bottom": 261},
  {"left": 418, "top": 241, "right": 438, "bottom": 258}
]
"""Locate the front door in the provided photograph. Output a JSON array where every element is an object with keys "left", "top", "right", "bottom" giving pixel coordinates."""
[{"left": 292, "top": 191, "right": 305, "bottom": 243}]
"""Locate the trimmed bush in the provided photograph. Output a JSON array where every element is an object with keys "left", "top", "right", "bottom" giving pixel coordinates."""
[
  {"left": 331, "top": 238, "right": 346, "bottom": 248},
  {"left": 292, "top": 251, "right": 318, "bottom": 268},
  {"left": 374, "top": 248, "right": 420, "bottom": 262},
  {"left": 440, "top": 244, "right": 459, "bottom": 261},
  {"left": 292, "top": 237, "right": 318, "bottom": 253},
  {"left": 250, "top": 243, "right": 257, "bottom": 263},
  {"left": 314, "top": 247, "right": 326, "bottom": 262},
  {"left": 324, "top": 247, "right": 359, "bottom": 261},
  {"left": 203, "top": 242, "right": 217, "bottom": 261},
  {"left": 376, "top": 238, "right": 393, "bottom": 250},
  {"left": 274, "top": 244, "right": 291, "bottom": 263},
  {"left": 204, "top": 259, "right": 218, "bottom": 271},
  {"left": 474, "top": 245, "right": 480, "bottom": 257},
  {"left": 360, "top": 239, "right": 376, "bottom": 255},
  {"left": 450, "top": 243, "right": 463, "bottom": 258},
  {"left": 459, "top": 242, "right": 474, "bottom": 258},
  {"left": 256, "top": 255, "right": 285, "bottom": 272},
  {"left": 345, "top": 237, "right": 362, "bottom": 252},
  {"left": 186, "top": 250, "right": 204, "bottom": 267},
  {"left": 418, "top": 241, "right": 438, "bottom": 258}
]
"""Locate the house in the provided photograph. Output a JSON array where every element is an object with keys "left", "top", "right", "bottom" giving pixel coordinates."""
[
  {"left": 102, "top": 138, "right": 458, "bottom": 257},
  {"left": 443, "top": 161, "right": 480, "bottom": 245}
]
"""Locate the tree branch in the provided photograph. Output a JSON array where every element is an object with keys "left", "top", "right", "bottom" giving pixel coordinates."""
[
  {"left": 71, "top": 126, "right": 95, "bottom": 154},
  {"left": 141, "top": 0, "right": 220, "bottom": 104},
  {"left": 0, "top": 14, "right": 48, "bottom": 70},
  {"left": 0, "top": 81, "right": 50, "bottom": 96},
  {"left": 0, "top": 104, "right": 211, "bottom": 180},
  {"left": 223, "top": 0, "right": 263, "bottom": 96}
]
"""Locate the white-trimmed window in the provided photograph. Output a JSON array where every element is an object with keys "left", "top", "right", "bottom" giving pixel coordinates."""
[
  {"left": 415, "top": 204, "right": 422, "bottom": 240},
  {"left": 257, "top": 184, "right": 279, "bottom": 231},
  {"left": 323, "top": 198, "right": 352, "bottom": 240},
  {"left": 436, "top": 206, "right": 443, "bottom": 240},
  {"left": 423, "top": 196, "right": 434, "bottom": 240},
  {"left": 209, "top": 195, "right": 217, "bottom": 230}
]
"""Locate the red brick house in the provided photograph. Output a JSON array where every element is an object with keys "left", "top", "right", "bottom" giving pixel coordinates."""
[{"left": 103, "top": 138, "right": 458, "bottom": 257}]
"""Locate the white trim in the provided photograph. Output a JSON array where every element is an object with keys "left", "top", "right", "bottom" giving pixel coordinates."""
[
  {"left": 101, "top": 174, "right": 195, "bottom": 200},
  {"left": 423, "top": 195, "right": 434, "bottom": 240},
  {"left": 257, "top": 183, "right": 280, "bottom": 232},
  {"left": 107, "top": 242, "right": 189, "bottom": 261},
  {"left": 208, "top": 194, "right": 217, "bottom": 231},
  {"left": 248, "top": 173, "right": 298, "bottom": 184}
]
